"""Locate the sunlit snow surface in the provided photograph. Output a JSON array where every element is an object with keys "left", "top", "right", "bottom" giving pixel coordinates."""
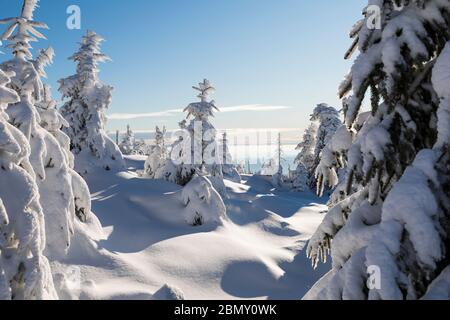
[{"left": 53, "top": 155, "right": 330, "bottom": 300}]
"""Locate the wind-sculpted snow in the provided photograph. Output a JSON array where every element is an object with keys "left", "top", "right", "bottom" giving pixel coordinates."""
[{"left": 53, "top": 157, "right": 330, "bottom": 300}]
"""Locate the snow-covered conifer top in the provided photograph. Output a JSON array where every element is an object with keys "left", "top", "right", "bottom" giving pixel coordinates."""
[
  {"left": 184, "top": 79, "right": 219, "bottom": 121},
  {"left": 0, "top": 0, "right": 48, "bottom": 60}
]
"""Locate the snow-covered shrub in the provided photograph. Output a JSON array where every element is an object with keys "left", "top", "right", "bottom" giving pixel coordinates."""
[
  {"left": 0, "top": 67, "right": 57, "bottom": 299},
  {"left": 306, "top": 0, "right": 450, "bottom": 300},
  {"left": 59, "top": 31, "right": 125, "bottom": 175},
  {"left": 181, "top": 175, "right": 226, "bottom": 226},
  {"left": 145, "top": 126, "right": 168, "bottom": 178}
]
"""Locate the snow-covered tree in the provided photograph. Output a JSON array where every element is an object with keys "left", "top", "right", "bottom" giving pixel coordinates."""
[
  {"left": 292, "top": 123, "right": 317, "bottom": 191},
  {"left": 306, "top": 0, "right": 450, "bottom": 300},
  {"left": 236, "top": 162, "right": 245, "bottom": 175},
  {"left": 163, "top": 80, "right": 224, "bottom": 192},
  {"left": 119, "top": 125, "right": 135, "bottom": 155},
  {"left": 145, "top": 125, "right": 168, "bottom": 178},
  {"left": 311, "top": 104, "right": 342, "bottom": 168},
  {"left": 314, "top": 125, "right": 353, "bottom": 200},
  {"left": 181, "top": 175, "right": 226, "bottom": 226},
  {"left": 1, "top": 0, "right": 97, "bottom": 261},
  {"left": 0, "top": 55, "right": 56, "bottom": 300},
  {"left": 259, "top": 158, "right": 279, "bottom": 176},
  {"left": 59, "top": 30, "right": 124, "bottom": 174},
  {"left": 291, "top": 163, "right": 309, "bottom": 191},
  {"left": 292, "top": 104, "right": 341, "bottom": 191},
  {"left": 158, "top": 120, "right": 188, "bottom": 184},
  {"left": 219, "top": 132, "right": 241, "bottom": 183}
]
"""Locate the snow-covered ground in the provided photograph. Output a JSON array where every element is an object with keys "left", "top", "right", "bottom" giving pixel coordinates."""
[{"left": 54, "top": 155, "right": 330, "bottom": 300}]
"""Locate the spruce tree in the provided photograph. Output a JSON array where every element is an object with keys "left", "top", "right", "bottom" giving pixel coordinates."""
[
  {"left": 59, "top": 31, "right": 124, "bottom": 174},
  {"left": 292, "top": 104, "right": 341, "bottom": 191},
  {"left": 0, "top": 0, "right": 57, "bottom": 299},
  {"left": 0, "top": 68, "right": 57, "bottom": 300},
  {"left": 163, "top": 79, "right": 224, "bottom": 191},
  {"left": 292, "top": 123, "right": 317, "bottom": 191},
  {"left": 306, "top": 0, "right": 450, "bottom": 300},
  {"left": 1, "top": 0, "right": 97, "bottom": 260}
]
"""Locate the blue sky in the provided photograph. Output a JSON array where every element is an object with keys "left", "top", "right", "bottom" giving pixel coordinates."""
[{"left": 1, "top": 0, "right": 364, "bottom": 136}]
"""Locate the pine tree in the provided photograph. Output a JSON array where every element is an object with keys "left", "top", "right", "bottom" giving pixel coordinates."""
[
  {"left": 0, "top": 1, "right": 57, "bottom": 299},
  {"left": 306, "top": 0, "right": 450, "bottom": 300},
  {"left": 59, "top": 31, "right": 124, "bottom": 174}
]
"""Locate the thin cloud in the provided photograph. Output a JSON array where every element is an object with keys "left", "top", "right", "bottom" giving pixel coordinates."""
[
  {"left": 107, "top": 108, "right": 182, "bottom": 120},
  {"left": 107, "top": 104, "right": 292, "bottom": 120},
  {"left": 220, "top": 104, "right": 292, "bottom": 113}
]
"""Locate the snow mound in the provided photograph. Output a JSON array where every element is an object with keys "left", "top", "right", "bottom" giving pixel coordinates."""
[
  {"left": 153, "top": 284, "right": 185, "bottom": 300},
  {"left": 181, "top": 175, "right": 226, "bottom": 226}
]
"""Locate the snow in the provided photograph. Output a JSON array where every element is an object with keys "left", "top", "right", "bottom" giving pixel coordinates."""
[
  {"left": 0, "top": 69, "right": 57, "bottom": 300},
  {"left": 181, "top": 175, "right": 226, "bottom": 226},
  {"left": 153, "top": 284, "right": 185, "bottom": 300},
  {"left": 432, "top": 41, "right": 450, "bottom": 149},
  {"left": 365, "top": 149, "right": 443, "bottom": 299},
  {"left": 423, "top": 266, "right": 450, "bottom": 300},
  {"left": 54, "top": 156, "right": 330, "bottom": 300}
]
